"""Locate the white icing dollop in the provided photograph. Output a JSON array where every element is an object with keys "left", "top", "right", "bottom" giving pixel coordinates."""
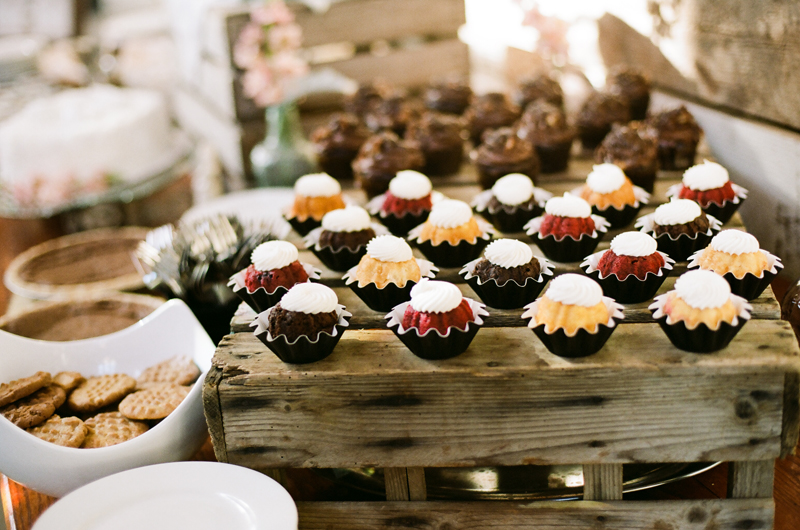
[
  {"left": 545, "top": 193, "right": 592, "bottom": 218},
  {"left": 279, "top": 282, "right": 339, "bottom": 314},
  {"left": 673, "top": 270, "right": 730, "bottom": 309},
  {"left": 251, "top": 240, "right": 298, "bottom": 271},
  {"left": 321, "top": 206, "right": 372, "bottom": 232},
  {"left": 543, "top": 273, "right": 603, "bottom": 307},
  {"left": 586, "top": 163, "right": 627, "bottom": 194},
  {"left": 484, "top": 239, "right": 533, "bottom": 268},
  {"left": 652, "top": 198, "right": 702, "bottom": 226},
  {"left": 389, "top": 170, "right": 432, "bottom": 200},
  {"left": 682, "top": 160, "right": 729, "bottom": 191},
  {"left": 609, "top": 231, "right": 658, "bottom": 257},
  {"left": 294, "top": 173, "right": 341, "bottom": 198},
  {"left": 409, "top": 279, "right": 463, "bottom": 313},
  {"left": 366, "top": 234, "right": 414, "bottom": 262},
  {"left": 491, "top": 173, "right": 534, "bottom": 206},
  {"left": 709, "top": 230, "right": 760, "bottom": 255},
  {"left": 427, "top": 199, "right": 473, "bottom": 229}
]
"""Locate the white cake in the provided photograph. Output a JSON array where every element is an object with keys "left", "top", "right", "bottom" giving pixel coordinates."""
[{"left": 0, "top": 84, "right": 179, "bottom": 206}]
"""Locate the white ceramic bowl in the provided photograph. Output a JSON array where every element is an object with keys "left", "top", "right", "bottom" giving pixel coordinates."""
[{"left": 0, "top": 299, "right": 215, "bottom": 497}]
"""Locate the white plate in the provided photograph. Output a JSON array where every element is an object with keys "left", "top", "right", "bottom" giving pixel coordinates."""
[
  {"left": 182, "top": 188, "right": 295, "bottom": 225},
  {"left": 33, "top": 462, "right": 298, "bottom": 530}
]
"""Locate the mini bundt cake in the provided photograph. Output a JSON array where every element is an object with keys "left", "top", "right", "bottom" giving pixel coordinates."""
[{"left": 401, "top": 279, "right": 475, "bottom": 335}]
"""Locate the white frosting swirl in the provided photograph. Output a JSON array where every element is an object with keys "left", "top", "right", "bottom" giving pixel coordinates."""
[
  {"left": 250, "top": 240, "right": 298, "bottom": 271},
  {"left": 279, "top": 282, "right": 339, "bottom": 314},
  {"left": 366, "top": 234, "right": 414, "bottom": 262},
  {"left": 545, "top": 193, "right": 592, "bottom": 218},
  {"left": 491, "top": 173, "right": 534, "bottom": 206},
  {"left": 652, "top": 198, "right": 702, "bottom": 226},
  {"left": 294, "top": 173, "right": 341, "bottom": 198},
  {"left": 484, "top": 239, "right": 533, "bottom": 268},
  {"left": 673, "top": 270, "right": 731, "bottom": 309},
  {"left": 709, "top": 229, "right": 760, "bottom": 255},
  {"left": 682, "top": 160, "right": 729, "bottom": 191},
  {"left": 543, "top": 273, "right": 603, "bottom": 307},
  {"left": 389, "top": 170, "right": 432, "bottom": 200},
  {"left": 321, "top": 206, "right": 372, "bottom": 232},
  {"left": 409, "top": 279, "right": 463, "bottom": 313},
  {"left": 428, "top": 199, "right": 473, "bottom": 229},
  {"left": 609, "top": 231, "right": 658, "bottom": 257},
  {"left": 586, "top": 163, "right": 627, "bottom": 194}
]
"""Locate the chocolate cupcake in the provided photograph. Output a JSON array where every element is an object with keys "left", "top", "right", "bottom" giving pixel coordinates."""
[
  {"left": 577, "top": 163, "right": 650, "bottom": 228},
  {"left": 352, "top": 131, "right": 425, "bottom": 199},
  {"left": 385, "top": 279, "right": 488, "bottom": 360},
  {"left": 665, "top": 160, "right": 748, "bottom": 224},
  {"left": 513, "top": 73, "right": 564, "bottom": 109},
  {"left": 461, "top": 238, "right": 553, "bottom": 309},
  {"left": 251, "top": 283, "right": 351, "bottom": 364},
  {"left": 471, "top": 127, "right": 540, "bottom": 190},
  {"left": 515, "top": 100, "right": 575, "bottom": 173},
  {"left": 305, "top": 205, "right": 388, "bottom": 271},
  {"left": 646, "top": 106, "right": 702, "bottom": 171},
  {"left": 310, "top": 114, "right": 371, "bottom": 180},
  {"left": 594, "top": 122, "right": 659, "bottom": 192},
  {"left": 605, "top": 66, "right": 650, "bottom": 120},
  {"left": 472, "top": 173, "right": 551, "bottom": 233},
  {"left": 424, "top": 79, "right": 473, "bottom": 115},
  {"left": 405, "top": 112, "right": 464, "bottom": 176},
  {"left": 464, "top": 93, "right": 521, "bottom": 144},
  {"left": 366, "top": 170, "right": 436, "bottom": 236},
  {"left": 284, "top": 173, "right": 347, "bottom": 236},
  {"left": 344, "top": 82, "right": 389, "bottom": 117},
  {"left": 636, "top": 198, "right": 721, "bottom": 261},
  {"left": 650, "top": 270, "right": 751, "bottom": 353},
  {"left": 364, "top": 93, "right": 419, "bottom": 137},
  {"left": 576, "top": 91, "right": 631, "bottom": 150}
]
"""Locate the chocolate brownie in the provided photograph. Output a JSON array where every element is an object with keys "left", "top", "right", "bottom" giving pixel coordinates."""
[
  {"left": 646, "top": 106, "right": 702, "bottom": 171},
  {"left": 472, "top": 127, "right": 540, "bottom": 189},
  {"left": 594, "top": 121, "right": 658, "bottom": 191},
  {"left": 605, "top": 66, "right": 650, "bottom": 120},
  {"left": 464, "top": 93, "right": 521, "bottom": 144},
  {"left": 576, "top": 91, "right": 631, "bottom": 150},
  {"left": 424, "top": 79, "right": 473, "bottom": 115},
  {"left": 311, "top": 113, "right": 371, "bottom": 180},
  {"left": 405, "top": 112, "right": 464, "bottom": 176},
  {"left": 513, "top": 74, "right": 564, "bottom": 109},
  {"left": 352, "top": 131, "right": 425, "bottom": 199}
]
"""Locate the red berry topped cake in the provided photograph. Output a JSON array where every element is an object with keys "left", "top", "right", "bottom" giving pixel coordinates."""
[
  {"left": 401, "top": 279, "right": 475, "bottom": 335},
  {"left": 380, "top": 170, "right": 433, "bottom": 217},
  {"left": 667, "top": 160, "right": 747, "bottom": 213},
  {"left": 595, "top": 232, "right": 667, "bottom": 280},
  {"left": 536, "top": 194, "right": 600, "bottom": 240},
  {"left": 244, "top": 241, "right": 309, "bottom": 293}
]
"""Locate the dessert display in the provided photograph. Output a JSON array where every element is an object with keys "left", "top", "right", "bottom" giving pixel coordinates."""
[
  {"left": 666, "top": 160, "right": 748, "bottom": 223},
  {"left": 364, "top": 93, "right": 419, "bottom": 136},
  {"left": 577, "top": 163, "right": 650, "bottom": 228},
  {"left": 229, "top": 240, "right": 322, "bottom": 313},
  {"left": 461, "top": 238, "right": 553, "bottom": 309},
  {"left": 0, "top": 84, "right": 185, "bottom": 209},
  {"left": 522, "top": 273, "right": 624, "bottom": 357},
  {"left": 581, "top": 231, "right": 674, "bottom": 303},
  {"left": 604, "top": 66, "right": 651, "bottom": 120},
  {"left": 636, "top": 198, "right": 721, "bottom": 261},
  {"left": 0, "top": 356, "right": 199, "bottom": 447},
  {"left": 512, "top": 73, "right": 564, "bottom": 109},
  {"left": 515, "top": 100, "right": 575, "bottom": 173},
  {"left": 351, "top": 131, "right": 426, "bottom": 199},
  {"left": 524, "top": 193, "right": 609, "bottom": 263},
  {"left": 471, "top": 127, "right": 540, "bottom": 189},
  {"left": 283, "top": 173, "right": 347, "bottom": 236},
  {"left": 408, "top": 199, "right": 494, "bottom": 267},
  {"left": 424, "top": 79, "right": 473, "bottom": 115},
  {"left": 366, "top": 170, "right": 436, "bottom": 236},
  {"left": 576, "top": 91, "right": 631, "bottom": 150},
  {"left": 305, "top": 206, "right": 387, "bottom": 272},
  {"left": 251, "top": 283, "right": 351, "bottom": 364},
  {"left": 650, "top": 269, "right": 751, "bottom": 353},
  {"left": 594, "top": 122, "right": 659, "bottom": 192},
  {"left": 471, "top": 173, "right": 551, "bottom": 233},
  {"left": 464, "top": 92, "right": 521, "bottom": 144},
  {"left": 310, "top": 113, "right": 371, "bottom": 180},
  {"left": 405, "top": 112, "right": 465, "bottom": 176},
  {"left": 646, "top": 106, "right": 702, "bottom": 170},
  {"left": 688, "top": 229, "right": 782, "bottom": 300},
  {"left": 385, "top": 279, "right": 488, "bottom": 360},
  {"left": 344, "top": 234, "right": 437, "bottom": 311}
]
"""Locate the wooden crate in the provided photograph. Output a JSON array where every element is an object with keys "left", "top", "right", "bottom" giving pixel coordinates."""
[{"left": 204, "top": 161, "right": 800, "bottom": 529}]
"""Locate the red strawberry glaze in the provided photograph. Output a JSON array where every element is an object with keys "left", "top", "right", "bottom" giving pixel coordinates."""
[
  {"left": 538, "top": 214, "right": 596, "bottom": 240},
  {"left": 677, "top": 181, "right": 736, "bottom": 207},
  {"left": 596, "top": 250, "right": 665, "bottom": 280},
  {"left": 381, "top": 191, "right": 433, "bottom": 216},
  {"left": 402, "top": 298, "right": 474, "bottom": 335},
  {"left": 244, "top": 261, "right": 309, "bottom": 293}
]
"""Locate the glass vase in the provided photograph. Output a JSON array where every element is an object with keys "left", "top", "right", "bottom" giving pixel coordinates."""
[{"left": 250, "top": 101, "right": 317, "bottom": 187}]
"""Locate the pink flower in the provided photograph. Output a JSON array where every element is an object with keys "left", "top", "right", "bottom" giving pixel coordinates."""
[
  {"left": 267, "top": 23, "right": 302, "bottom": 52},
  {"left": 242, "top": 61, "right": 284, "bottom": 106},
  {"left": 36, "top": 174, "right": 74, "bottom": 206},
  {"left": 271, "top": 51, "right": 308, "bottom": 79},
  {"left": 251, "top": 1, "right": 295, "bottom": 26},
  {"left": 233, "top": 24, "right": 265, "bottom": 68}
]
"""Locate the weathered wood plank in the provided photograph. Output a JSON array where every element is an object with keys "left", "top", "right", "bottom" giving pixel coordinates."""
[
  {"left": 296, "top": 499, "right": 774, "bottom": 530},
  {"left": 584, "top": 464, "right": 623, "bottom": 500},
  {"left": 406, "top": 467, "right": 427, "bottom": 501},
  {"left": 383, "top": 468, "right": 410, "bottom": 501},
  {"left": 782, "top": 371, "right": 800, "bottom": 457},
  {"left": 728, "top": 460, "right": 775, "bottom": 499},
  {"left": 202, "top": 365, "right": 228, "bottom": 463}
]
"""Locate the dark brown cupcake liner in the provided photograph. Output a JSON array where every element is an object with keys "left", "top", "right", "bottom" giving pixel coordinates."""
[
  {"left": 285, "top": 215, "right": 321, "bottom": 237},
  {"left": 228, "top": 262, "right": 322, "bottom": 313},
  {"left": 460, "top": 257, "right": 554, "bottom": 309},
  {"left": 252, "top": 306, "right": 351, "bottom": 364},
  {"left": 628, "top": 95, "right": 650, "bottom": 121},
  {"left": 365, "top": 192, "right": 440, "bottom": 237},
  {"left": 475, "top": 161, "right": 540, "bottom": 190},
  {"left": 592, "top": 203, "right": 641, "bottom": 229},
  {"left": 423, "top": 145, "right": 464, "bottom": 176},
  {"left": 317, "top": 148, "right": 359, "bottom": 180},
  {"left": 535, "top": 141, "right": 573, "bottom": 174},
  {"left": 344, "top": 259, "right": 437, "bottom": 311},
  {"left": 416, "top": 237, "right": 490, "bottom": 268},
  {"left": 653, "top": 313, "right": 747, "bottom": 354},
  {"left": 624, "top": 167, "right": 657, "bottom": 194},
  {"left": 385, "top": 299, "right": 488, "bottom": 360},
  {"left": 578, "top": 125, "right": 611, "bottom": 151},
  {"left": 686, "top": 249, "right": 782, "bottom": 301},
  {"left": 472, "top": 188, "right": 551, "bottom": 234},
  {"left": 580, "top": 249, "right": 674, "bottom": 304},
  {"left": 305, "top": 223, "right": 390, "bottom": 272},
  {"left": 652, "top": 231, "right": 714, "bottom": 262},
  {"left": 532, "top": 232, "right": 602, "bottom": 263},
  {"left": 657, "top": 142, "right": 698, "bottom": 171}
]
